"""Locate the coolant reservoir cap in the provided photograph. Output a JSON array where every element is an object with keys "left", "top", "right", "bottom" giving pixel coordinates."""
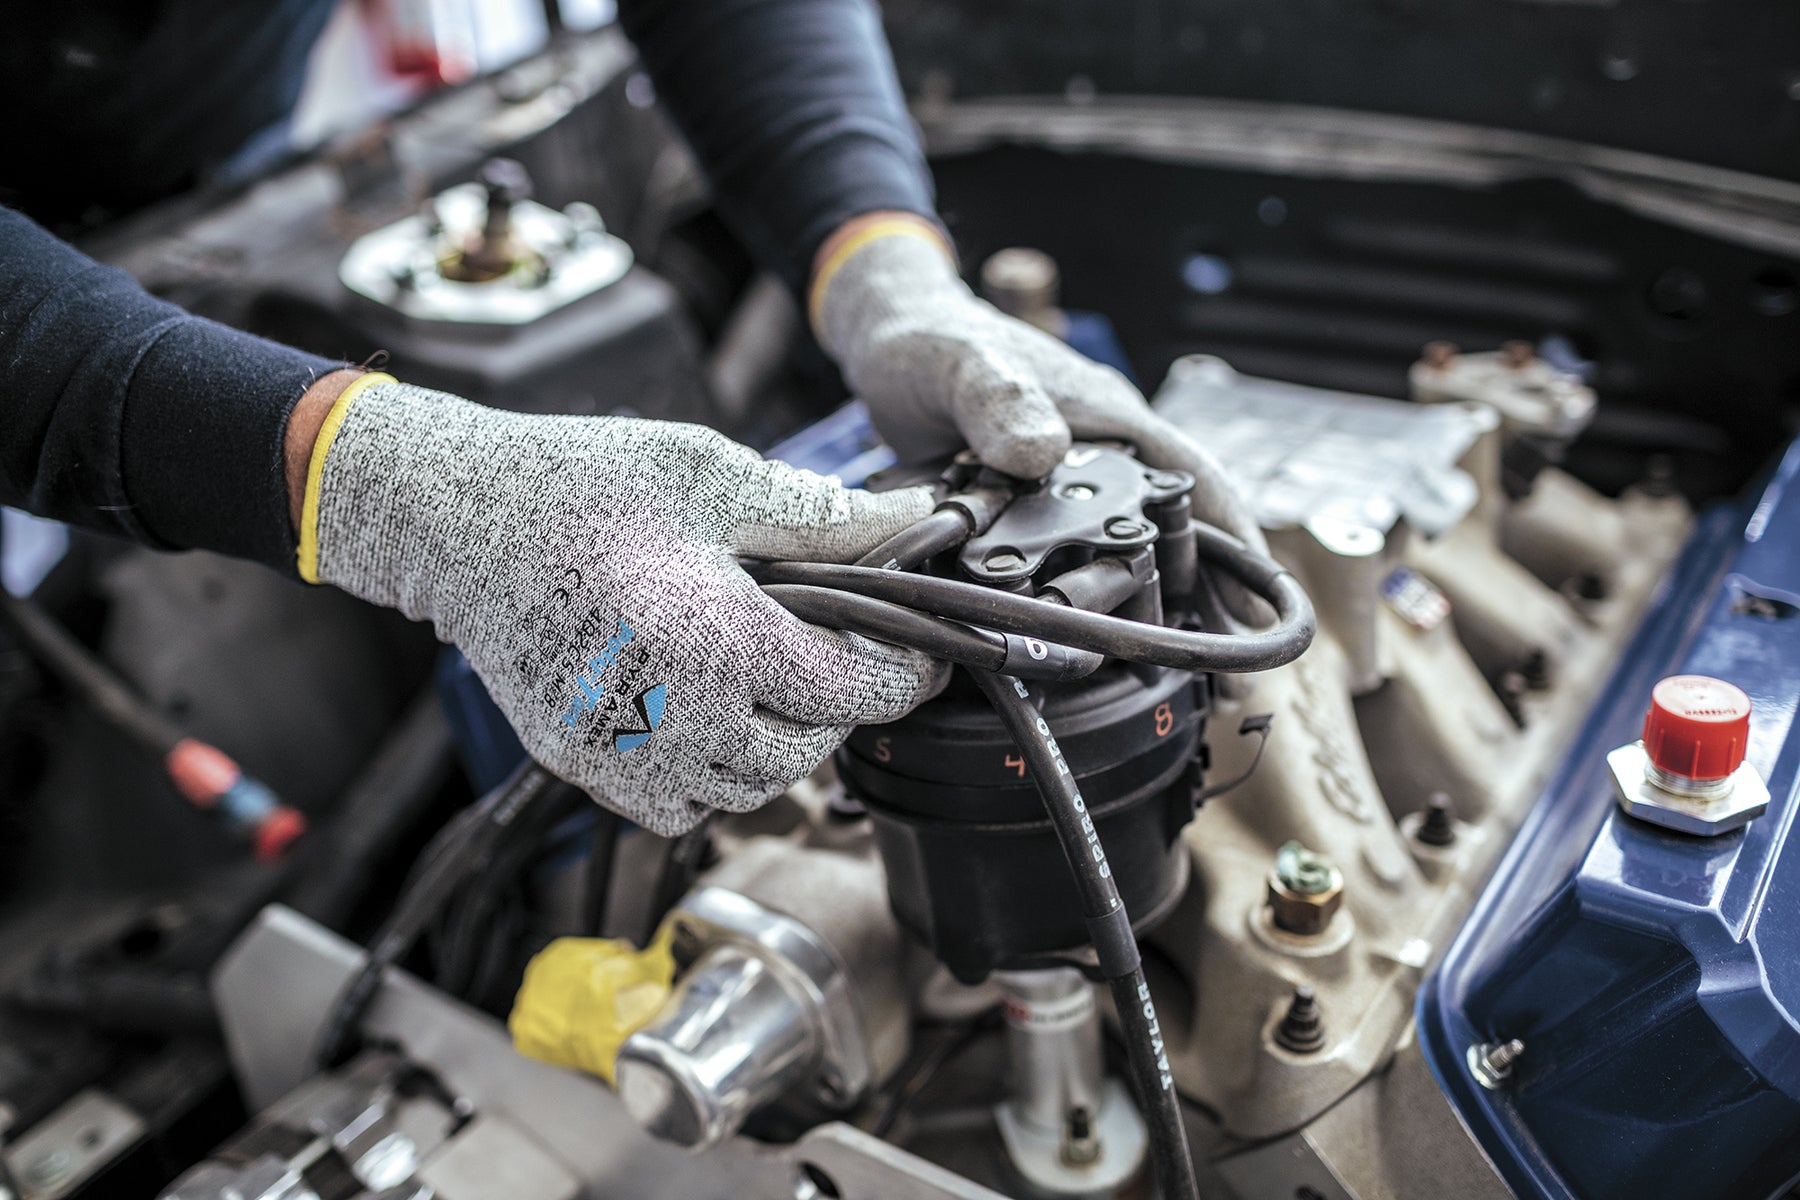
[{"left": 1643, "top": 675, "right": 1751, "bottom": 782}]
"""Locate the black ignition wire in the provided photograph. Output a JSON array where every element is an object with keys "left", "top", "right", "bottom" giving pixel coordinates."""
[{"left": 752, "top": 503, "right": 1313, "bottom": 1200}]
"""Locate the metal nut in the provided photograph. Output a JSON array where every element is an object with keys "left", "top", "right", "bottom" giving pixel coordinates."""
[
  {"left": 1608, "top": 742, "right": 1769, "bottom": 837},
  {"left": 1467, "top": 1038, "right": 1524, "bottom": 1089},
  {"left": 1266, "top": 842, "right": 1344, "bottom": 937}
]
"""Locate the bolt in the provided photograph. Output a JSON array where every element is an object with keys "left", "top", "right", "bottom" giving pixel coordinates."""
[
  {"left": 1468, "top": 1038, "right": 1525, "bottom": 1089},
  {"left": 1060, "top": 1105, "right": 1101, "bottom": 1166},
  {"left": 1275, "top": 984, "right": 1326, "bottom": 1053},
  {"left": 468, "top": 158, "right": 534, "bottom": 276},
  {"left": 1146, "top": 470, "right": 1188, "bottom": 492},
  {"left": 1421, "top": 341, "right": 1459, "bottom": 369},
  {"left": 479, "top": 157, "right": 533, "bottom": 215},
  {"left": 26, "top": 1149, "right": 73, "bottom": 1189},
  {"left": 982, "top": 548, "right": 1027, "bottom": 573},
  {"left": 1417, "top": 793, "right": 1457, "bottom": 848},
  {"left": 1267, "top": 841, "right": 1344, "bottom": 936},
  {"left": 1104, "top": 517, "right": 1147, "bottom": 540},
  {"left": 1058, "top": 483, "right": 1097, "bottom": 501},
  {"left": 1501, "top": 340, "right": 1536, "bottom": 369}
]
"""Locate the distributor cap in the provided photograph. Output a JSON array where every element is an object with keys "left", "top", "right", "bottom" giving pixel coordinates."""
[{"left": 957, "top": 446, "right": 1192, "bottom": 585}]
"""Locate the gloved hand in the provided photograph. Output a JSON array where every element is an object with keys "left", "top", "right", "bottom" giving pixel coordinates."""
[
  {"left": 297, "top": 376, "right": 944, "bottom": 834},
  {"left": 810, "top": 218, "right": 1270, "bottom": 578}
]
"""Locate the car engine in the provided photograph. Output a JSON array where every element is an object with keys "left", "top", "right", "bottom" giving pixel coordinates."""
[{"left": 3, "top": 12, "right": 1798, "bottom": 1200}]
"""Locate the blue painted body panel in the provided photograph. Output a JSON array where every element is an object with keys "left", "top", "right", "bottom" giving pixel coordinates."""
[{"left": 1419, "top": 438, "right": 1800, "bottom": 1200}]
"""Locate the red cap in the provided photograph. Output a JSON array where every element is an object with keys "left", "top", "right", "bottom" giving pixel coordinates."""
[
  {"left": 1642, "top": 675, "right": 1751, "bottom": 782},
  {"left": 164, "top": 738, "right": 241, "bottom": 808},
  {"left": 254, "top": 807, "right": 308, "bottom": 863}
]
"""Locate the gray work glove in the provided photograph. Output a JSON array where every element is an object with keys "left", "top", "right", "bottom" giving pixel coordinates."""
[
  {"left": 812, "top": 225, "right": 1270, "bottom": 580},
  {"left": 300, "top": 378, "right": 944, "bottom": 834}
]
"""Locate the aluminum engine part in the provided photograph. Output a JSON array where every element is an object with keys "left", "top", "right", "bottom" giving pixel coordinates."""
[
  {"left": 1150, "top": 355, "right": 1691, "bottom": 1167},
  {"left": 617, "top": 825, "right": 916, "bottom": 1148},
  {"left": 1409, "top": 341, "right": 1596, "bottom": 442},
  {"left": 210, "top": 906, "right": 1002, "bottom": 1200},
  {"left": 157, "top": 1052, "right": 582, "bottom": 1200},
  {"left": 3, "top": 1089, "right": 144, "bottom": 1200},
  {"left": 992, "top": 968, "right": 1147, "bottom": 1197}
]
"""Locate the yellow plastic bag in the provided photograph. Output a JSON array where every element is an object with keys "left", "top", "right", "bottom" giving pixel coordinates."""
[{"left": 508, "top": 925, "right": 675, "bottom": 1085}]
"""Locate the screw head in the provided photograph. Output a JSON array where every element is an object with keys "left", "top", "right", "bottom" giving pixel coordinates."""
[
  {"left": 26, "top": 1149, "right": 74, "bottom": 1188},
  {"left": 1058, "top": 483, "right": 1096, "bottom": 501},
  {"left": 1104, "top": 517, "right": 1147, "bottom": 540},
  {"left": 982, "top": 548, "right": 1027, "bottom": 573}
]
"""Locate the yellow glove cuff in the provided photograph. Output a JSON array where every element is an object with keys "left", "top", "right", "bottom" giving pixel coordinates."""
[
  {"left": 808, "top": 215, "right": 953, "bottom": 334},
  {"left": 296, "top": 371, "right": 396, "bottom": 584}
]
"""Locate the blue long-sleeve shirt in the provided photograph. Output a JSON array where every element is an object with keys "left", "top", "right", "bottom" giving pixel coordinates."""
[{"left": 0, "top": 0, "right": 935, "bottom": 572}]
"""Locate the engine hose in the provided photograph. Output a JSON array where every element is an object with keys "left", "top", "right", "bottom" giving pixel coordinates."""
[
  {"left": 312, "top": 759, "right": 563, "bottom": 1068},
  {"left": 971, "top": 670, "right": 1202, "bottom": 1200},
  {"left": 752, "top": 520, "right": 1313, "bottom": 674}
]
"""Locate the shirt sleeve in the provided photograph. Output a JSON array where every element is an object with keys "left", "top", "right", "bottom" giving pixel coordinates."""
[
  {"left": 1, "top": 205, "right": 342, "bottom": 571},
  {"left": 616, "top": 0, "right": 940, "bottom": 293}
]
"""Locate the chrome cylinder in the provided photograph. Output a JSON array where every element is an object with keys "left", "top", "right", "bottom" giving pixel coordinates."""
[
  {"left": 614, "top": 944, "right": 818, "bottom": 1148},
  {"left": 997, "top": 968, "right": 1104, "bottom": 1137}
]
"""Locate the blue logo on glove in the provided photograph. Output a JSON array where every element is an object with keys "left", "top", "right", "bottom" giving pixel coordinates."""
[
  {"left": 613, "top": 684, "right": 668, "bottom": 754},
  {"left": 560, "top": 620, "right": 634, "bottom": 730}
]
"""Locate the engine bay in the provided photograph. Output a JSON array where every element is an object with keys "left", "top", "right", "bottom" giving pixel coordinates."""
[{"left": 3, "top": 18, "right": 1799, "bottom": 1200}]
